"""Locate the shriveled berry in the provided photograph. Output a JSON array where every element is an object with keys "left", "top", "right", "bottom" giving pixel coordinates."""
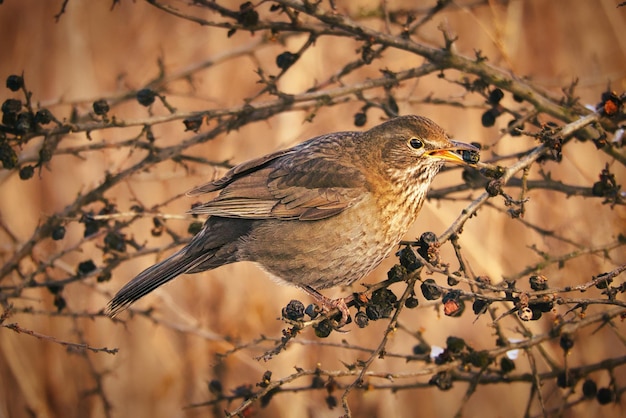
[
  {"left": 92, "top": 99, "right": 109, "bottom": 115},
  {"left": 446, "top": 336, "right": 466, "bottom": 353},
  {"left": 582, "top": 379, "right": 597, "bottom": 398},
  {"left": 136, "top": 89, "right": 156, "bottom": 106},
  {"left": 485, "top": 179, "right": 502, "bottom": 196},
  {"left": 387, "top": 264, "right": 407, "bottom": 281},
  {"left": 51, "top": 225, "right": 66, "bottom": 240},
  {"left": 513, "top": 93, "right": 524, "bottom": 102},
  {"left": 183, "top": 115, "right": 203, "bottom": 132},
  {"left": 282, "top": 299, "right": 305, "bottom": 320},
  {"left": 313, "top": 319, "right": 332, "bottom": 338},
  {"left": 354, "top": 311, "right": 369, "bottom": 328},
  {"left": 104, "top": 231, "right": 127, "bottom": 252},
  {"left": 15, "top": 112, "right": 34, "bottom": 133},
  {"left": 19, "top": 165, "right": 34, "bottom": 180},
  {"left": 397, "top": 245, "right": 421, "bottom": 272},
  {"left": 429, "top": 371, "right": 453, "bottom": 390},
  {"left": 325, "top": 395, "right": 337, "bottom": 409},
  {"left": 35, "top": 109, "right": 53, "bottom": 125},
  {"left": 276, "top": 51, "right": 298, "bottom": 70},
  {"left": 421, "top": 279, "right": 441, "bottom": 300},
  {"left": 472, "top": 299, "right": 489, "bottom": 315},
  {"left": 529, "top": 275, "right": 548, "bottom": 291},
  {"left": 0, "top": 142, "right": 18, "bottom": 169},
  {"left": 354, "top": 112, "right": 367, "bottom": 127},
  {"left": 443, "top": 291, "right": 465, "bottom": 317},
  {"left": 2, "top": 98, "right": 22, "bottom": 114},
  {"left": 97, "top": 271, "right": 112, "bottom": 282},
  {"left": 467, "top": 350, "right": 491, "bottom": 368},
  {"left": 6, "top": 75, "right": 24, "bottom": 91}
]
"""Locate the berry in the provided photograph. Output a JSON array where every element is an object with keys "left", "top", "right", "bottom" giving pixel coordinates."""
[
  {"left": 136, "top": 89, "right": 156, "bottom": 106},
  {"left": 6, "top": 75, "right": 24, "bottom": 91},
  {"left": 92, "top": 99, "right": 109, "bottom": 115}
]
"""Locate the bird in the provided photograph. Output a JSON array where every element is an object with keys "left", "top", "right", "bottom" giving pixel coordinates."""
[{"left": 105, "top": 115, "right": 478, "bottom": 323}]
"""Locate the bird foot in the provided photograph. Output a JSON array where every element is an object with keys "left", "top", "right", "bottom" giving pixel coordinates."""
[{"left": 303, "top": 286, "right": 351, "bottom": 328}]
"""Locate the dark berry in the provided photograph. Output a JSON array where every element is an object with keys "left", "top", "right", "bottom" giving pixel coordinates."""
[
  {"left": 188, "top": 221, "right": 203, "bottom": 236},
  {"left": 104, "top": 231, "right": 127, "bottom": 252},
  {"left": 467, "top": 350, "right": 491, "bottom": 368},
  {"left": 136, "top": 89, "right": 156, "bottom": 106},
  {"left": 53, "top": 294, "right": 67, "bottom": 312},
  {"left": 6, "top": 75, "right": 24, "bottom": 91},
  {"left": 513, "top": 93, "right": 524, "bottom": 102},
  {"left": 2, "top": 98, "right": 22, "bottom": 114},
  {"left": 481, "top": 108, "right": 500, "bottom": 127},
  {"left": 412, "top": 343, "right": 430, "bottom": 355},
  {"left": 404, "top": 297, "right": 419, "bottom": 309},
  {"left": 529, "top": 275, "right": 548, "bottom": 291},
  {"left": 282, "top": 299, "right": 305, "bottom": 320},
  {"left": 237, "top": 2, "right": 259, "bottom": 27},
  {"left": 354, "top": 112, "right": 367, "bottom": 127},
  {"left": 16, "top": 112, "right": 34, "bottom": 133},
  {"left": 596, "top": 387, "right": 614, "bottom": 404},
  {"left": 472, "top": 299, "right": 489, "bottom": 315},
  {"left": 208, "top": 379, "right": 223, "bottom": 395},
  {"left": 500, "top": 357, "right": 515, "bottom": 374},
  {"left": 77, "top": 259, "right": 97, "bottom": 275},
  {"left": 421, "top": 279, "right": 441, "bottom": 300},
  {"left": 276, "top": 51, "right": 298, "bottom": 70},
  {"left": 461, "top": 149, "right": 480, "bottom": 164},
  {"left": 397, "top": 246, "right": 421, "bottom": 272},
  {"left": 387, "top": 264, "right": 407, "bottom": 281},
  {"left": 354, "top": 311, "right": 369, "bottom": 328},
  {"left": 19, "top": 165, "right": 34, "bottom": 180},
  {"left": 487, "top": 88, "right": 504, "bottom": 105},
  {"left": 97, "top": 271, "right": 112, "bottom": 283},
  {"left": 313, "top": 319, "right": 333, "bottom": 338},
  {"left": 325, "top": 395, "right": 337, "bottom": 409},
  {"left": 556, "top": 371, "right": 576, "bottom": 388},
  {"left": 92, "top": 99, "right": 109, "bottom": 115},
  {"left": 559, "top": 334, "right": 574, "bottom": 352},
  {"left": 582, "top": 379, "right": 597, "bottom": 398},
  {"left": 445, "top": 336, "right": 466, "bottom": 353},
  {"left": 35, "top": 109, "right": 53, "bottom": 125},
  {"left": 0, "top": 142, "right": 18, "bottom": 169},
  {"left": 51, "top": 225, "right": 66, "bottom": 240}
]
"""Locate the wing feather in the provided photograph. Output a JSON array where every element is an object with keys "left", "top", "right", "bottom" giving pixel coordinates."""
[{"left": 187, "top": 133, "right": 367, "bottom": 221}]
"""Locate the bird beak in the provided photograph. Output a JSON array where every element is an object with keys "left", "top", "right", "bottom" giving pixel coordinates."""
[{"left": 427, "top": 140, "right": 480, "bottom": 165}]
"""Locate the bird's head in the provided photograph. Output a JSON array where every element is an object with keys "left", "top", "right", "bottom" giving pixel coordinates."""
[{"left": 364, "top": 115, "right": 479, "bottom": 184}]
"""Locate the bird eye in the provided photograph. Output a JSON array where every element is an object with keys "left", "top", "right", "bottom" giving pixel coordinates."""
[{"left": 409, "top": 138, "right": 423, "bottom": 149}]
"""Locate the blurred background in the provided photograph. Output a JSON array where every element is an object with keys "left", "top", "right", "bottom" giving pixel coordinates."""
[{"left": 0, "top": 0, "right": 624, "bottom": 417}]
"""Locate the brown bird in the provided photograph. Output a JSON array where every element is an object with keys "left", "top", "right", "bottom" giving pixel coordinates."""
[{"left": 106, "top": 115, "right": 478, "bottom": 322}]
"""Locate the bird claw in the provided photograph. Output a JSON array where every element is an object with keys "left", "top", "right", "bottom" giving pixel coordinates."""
[{"left": 303, "top": 286, "right": 351, "bottom": 329}]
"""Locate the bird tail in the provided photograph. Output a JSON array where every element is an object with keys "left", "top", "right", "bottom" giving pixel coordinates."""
[{"left": 105, "top": 248, "right": 210, "bottom": 317}]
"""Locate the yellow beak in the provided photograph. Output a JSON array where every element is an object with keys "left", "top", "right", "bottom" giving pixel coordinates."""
[{"left": 427, "top": 140, "right": 479, "bottom": 165}]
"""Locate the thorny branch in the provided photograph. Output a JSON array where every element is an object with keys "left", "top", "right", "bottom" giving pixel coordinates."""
[{"left": 1, "top": 1, "right": 624, "bottom": 417}]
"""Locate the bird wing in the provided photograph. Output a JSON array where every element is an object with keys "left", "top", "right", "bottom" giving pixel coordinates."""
[{"left": 187, "top": 141, "right": 367, "bottom": 221}]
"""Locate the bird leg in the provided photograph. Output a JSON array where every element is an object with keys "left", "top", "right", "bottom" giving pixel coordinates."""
[{"left": 303, "top": 285, "right": 350, "bottom": 327}]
